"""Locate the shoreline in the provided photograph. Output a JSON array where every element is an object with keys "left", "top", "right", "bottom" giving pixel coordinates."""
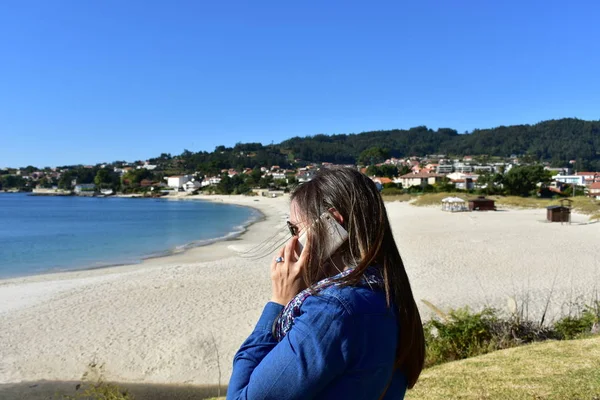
[
  {"left": 0, "top": 195, "right": 289, "bottom": 314},
  {"left": 0, "top": 194, "right": 268, "bottom": 283}
]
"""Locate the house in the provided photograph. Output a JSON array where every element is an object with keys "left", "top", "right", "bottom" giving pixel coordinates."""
[
  {"left": 184, "top": 180, "right": 201, "bottom": 192},
  {"left": 166, "top": 175, "right": 192, "bottom": 189},
  {"left": 74, "top": 183, "right": 96, "bottom": 194},
  {"left": 371, "top": 177, "right": 393, "bottom": 190},
  {"left": 436, "top": 164, "right": 453, "bottom": 174},
  {"left": 577, "top": 172, "right": 600, "bottom": 185},
  {"left": 589, "top": 182, "right": 600, "bottom": 199},
  {"left": 554, "top": 174, "right": 585, "bottom": 186},
  {"left": 384, "top": 158, "right": 403, "bottom": 165},
  {"left": 201, "top": 176, "right": 222, "bottom": 187},
  {"left": 297, "top": 170, "right": 316, "bottom": 183},
  {"left": 141, "top": 163, "right": 157, "bottom": 170},
  {"left": 451, "top": 179, "right": 475, "bottom": 190},
  {"left": 453, "top": 163, "right": 473, "bottom": 173},
  {"left": 411, "top": 164, "right": 422, "bottom": 173},
  {"left": 271, "top": 172, "right": 286, "bottom": 180},
  {"left": 399, "top": 172, "right": 445, "bottom": 188},
  {"left": 545, "top": 167, "right": 573, "bottom": 176},
  {"left": 472, "top": 165, "right": 493, "bottom": 174}
]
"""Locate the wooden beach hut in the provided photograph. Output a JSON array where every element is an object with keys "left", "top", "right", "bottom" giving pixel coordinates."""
[
  {"left": 468, "top": 196, "right": 496, "bottom": 211},
  {"left": 546, "top": 199, "right": 572, "bottom": 223}
]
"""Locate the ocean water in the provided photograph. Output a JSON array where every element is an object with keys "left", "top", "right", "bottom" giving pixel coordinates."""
[{"left": 0, "top": 194, "right": 260, "bottom": 279}]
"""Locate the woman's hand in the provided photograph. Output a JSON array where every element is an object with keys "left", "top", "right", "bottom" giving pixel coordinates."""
[{"left": 270, "top": 235, "right": 310, "bottom": 306}]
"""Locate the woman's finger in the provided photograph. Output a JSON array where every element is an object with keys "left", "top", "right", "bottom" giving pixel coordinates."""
[
  {"left": 284, "top": 236, "right": 297, "bottom": 264},
  {"left": 271, "top": 246, "right": 285, "bottom": 271}
]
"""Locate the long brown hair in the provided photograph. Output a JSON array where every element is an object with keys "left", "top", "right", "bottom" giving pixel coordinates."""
[{"left": 291, "top": 167, "right": 424, "bottom": 388}]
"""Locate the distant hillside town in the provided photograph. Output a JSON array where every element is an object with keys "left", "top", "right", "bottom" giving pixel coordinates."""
[
  {"left": 1, "top": 153, "right": 599, "bottom": 201},
  {"left": 1, "top": 117, "right": 599, "bottom": 199}
]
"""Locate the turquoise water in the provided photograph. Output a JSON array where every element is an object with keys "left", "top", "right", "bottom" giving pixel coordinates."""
[{"left": 0, "top": 194, "right": 259, "bottom": 279}]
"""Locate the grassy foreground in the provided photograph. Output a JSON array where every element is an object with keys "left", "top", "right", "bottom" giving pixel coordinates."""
[
  {"left": 382, "top": 192, "right": 600, "bottom": 219},
  {"left": 406, "top": 336, "right": 600, "bottom": 400}
]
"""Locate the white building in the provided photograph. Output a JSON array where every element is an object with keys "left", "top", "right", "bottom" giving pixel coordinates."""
[
  {"left": 138, "top": 163, "right": 157, "bottom": 170},
  {"left": 297, "top": 170, "right": 316, "bottom": 183},
  {"left": 166, "top": 175, "right": 192, "bottom": 189},
  {"left": 554, "top": 174, "right": 585, "bottom": 186},
  {"left": 74, "top": 183, "right": 96, "bottom": 194},
  {"left": 184, "top": 180, "right": 201, "bottom": 192},
  {"left": 436, "top": 164, "right": 453, "bottom": 174},
  {"left": 201, "top": 177, "right": 222, "bottom": 187},
  {"left": 399, "top": 172, "right": 445, "bottom": 188},
  {"left": 472, "top": 165, "right": 493, "bottom": 173},
  {"left": 453, "top": 163, "right": 473, "bottom": 173}
]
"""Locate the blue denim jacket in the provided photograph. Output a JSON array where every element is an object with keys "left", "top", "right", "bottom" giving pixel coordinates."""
[{"left": 227, "top": 284, "right": 407, "bottom": 399}]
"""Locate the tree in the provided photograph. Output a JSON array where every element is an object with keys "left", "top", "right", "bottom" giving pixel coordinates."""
[
  {"left": 23, "top": 165, "right": 38, "bottom": 175},
  {"left": 358, "top": 147, "right": 390, "bottom": 165},
  {"left": 366, "top": 164, "right": 398, "bottom": 178},
  {"left": 58, "top": 170, "right": 76, "bottom": 190},
  {"left": 477, "top": 172, "right": 504, "bottom": 195},
  {"left": 37, "top": 177, "right": 54, "bottom": 189},
  {"left": 122, "top": 169, "right": 153, "bottom": 186},
  {"left": 0, "top": 175, "right": 26, "bottom": 190},
  {"left": 94, "top": 169, "right": 121, "bottom": 190},
  {"left": 503, "top": 165, "right": 551, "bottom": 196}
]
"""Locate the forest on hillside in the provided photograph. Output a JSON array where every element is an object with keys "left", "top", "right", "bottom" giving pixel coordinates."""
[
  {"left": 168, "top": 118, "right": 600, "bottom": 173},
  {"left": 277, "top": 118, "right": 600, "bottom": 170}
]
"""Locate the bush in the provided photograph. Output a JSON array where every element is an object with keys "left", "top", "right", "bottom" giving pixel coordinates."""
[
  {"left": 422, "top": 302, "right": 593, "bottom": 368},
  {"left": 424, "top": 307, "right": 498, "bottom": 367},
  {"left": 380, "top": 187, "right": 404, "bottom": 196},
  {"left": 554, "top": 301, "right": 599, "bottom": 339}
]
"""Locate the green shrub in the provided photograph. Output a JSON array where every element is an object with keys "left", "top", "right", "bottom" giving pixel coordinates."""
[
  {"left": 424, "top": 307, "right": 498, "bottom": 367},
  {"left": 61, "top": 382, "right": 133, "bottom": 400},
  {"left": 59, "top": 362, "right": 133, "bottom": 400},
  {"left": 423, "top": 304, "right": 567, "bottom": 368},
  {"left": 380, "top": 187, "right": 404, "bottom": 195},
  {"left": 554, "top": 302, "right": 599, "bottom": 339}
]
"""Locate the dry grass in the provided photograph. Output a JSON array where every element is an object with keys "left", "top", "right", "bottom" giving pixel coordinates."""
[
  {"left": 405, "top": 192, "right": 600, "bottom": 220},
  {"left": 406, "top": 336, "right": 600, "bottom": 400},
  {"left": 381, "top": 193, "right": 414, "bottom": 202},
  {"left": 494, "top": 195, "right": 599, "bottom": 213}
]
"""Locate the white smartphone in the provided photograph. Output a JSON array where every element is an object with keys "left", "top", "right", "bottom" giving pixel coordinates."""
[{"left": 296, "top": 212, "right": 349, "bottom": 259}]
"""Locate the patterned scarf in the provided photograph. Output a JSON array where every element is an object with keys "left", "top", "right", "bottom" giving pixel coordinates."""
[{"left": 273, "top": 266, "right": 385, "bottom": 342}]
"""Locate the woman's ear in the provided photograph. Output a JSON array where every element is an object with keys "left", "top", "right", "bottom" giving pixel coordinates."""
[{"left": 328, "top": 208, "right": 344, "bottom": 225}]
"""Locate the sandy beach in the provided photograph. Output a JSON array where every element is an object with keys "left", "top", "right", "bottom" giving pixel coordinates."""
[{"left": 1, "top": 195, "right": 599, "bottom": 393}]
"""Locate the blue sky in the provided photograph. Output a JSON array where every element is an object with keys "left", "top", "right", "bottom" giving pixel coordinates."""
[{"left": 1, "top": 0, "right": 599, "bottom": 168}]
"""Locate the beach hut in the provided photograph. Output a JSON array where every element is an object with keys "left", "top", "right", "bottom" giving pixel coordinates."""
[
  {"left": 441, "top": 197, "right": 468, "bottom": 212},
  {"left": 546, "top": 199, "right": 572, "bottom": 223},
  {"left": 468, "top": 196, "right": 496, "bottom": 211}
]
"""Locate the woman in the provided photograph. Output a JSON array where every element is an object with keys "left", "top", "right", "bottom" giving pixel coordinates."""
[{"left": 227, "top": 167, "right": 424, "bottom": 399}]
